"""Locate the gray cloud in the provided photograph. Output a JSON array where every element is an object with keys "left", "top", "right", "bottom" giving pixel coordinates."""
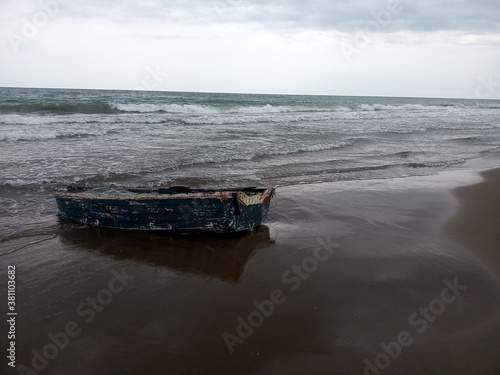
[
  {"left": 1, "top": 0, "right": 498, "bottom": 97},
  {"left": 58, "top": 0, "right": 499, "bottom": 34}
]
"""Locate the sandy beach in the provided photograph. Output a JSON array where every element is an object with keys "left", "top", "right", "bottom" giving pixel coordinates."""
[{"left": 3, "top": 168, "right": 500, "bottom": 375}]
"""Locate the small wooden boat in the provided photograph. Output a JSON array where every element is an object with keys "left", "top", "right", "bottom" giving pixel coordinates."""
[{"left": 53, "top": 186, "right": 275, "bottom": 233}]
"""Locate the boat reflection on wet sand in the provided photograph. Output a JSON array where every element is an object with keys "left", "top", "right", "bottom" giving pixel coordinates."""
[{"left": 58, "top": 223, "right": 275, "bottom": 283}]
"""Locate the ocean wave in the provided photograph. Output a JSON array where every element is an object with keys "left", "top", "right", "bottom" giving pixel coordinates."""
[
  {"left": 0, "top": 170, "right": 142, "bottom": 188},
  {"left": 112, "top": 102, "right": 459, "bottom": 114},
  {"left": 0, "top": 155, "right": 473, "bottom": 189},
  {"left": 262, "top": 164, "right": 393, "bottom": 181},
  {"left": 262, "top": 140, "right": 355, "bottom": 157},
  {"left": 0, "top": 113, "right": 180, "bottom": 126},
  {"left": 111, "top": 103, "right": 219, "bottom": 114},
  {"left": 0, "top": 129, "right": 112, "bottom": 142},
  {"left": 0, "top": 102, "right": 119, "bottom": 115},
  {"left": 480, "top": 147, "right": 500, "bottom": 154},
  {"left": 111, "top": 103, "right": 324, "bottom": 114},
  {"left": 358, "top": 104, "right": 446, "bottom": 111},
  {"left": 405, "top": 158, "right": 467, "bottom": 168},
  {"left": 451, "top": 136, "right": 481, "bottom": 142},
  {"left": 171, "top": 140, "right": 356, "bottom": 166},
  {"left": 269, "top": 158, "right": 469, "bottom": 181},
  {"left": 0, "top": 100, "right": 494, "bottom": 119}
]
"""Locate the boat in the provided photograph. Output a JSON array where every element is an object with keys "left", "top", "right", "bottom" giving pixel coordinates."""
[{"left": 53, "top": 186, "right": 275, "bottom": 233}]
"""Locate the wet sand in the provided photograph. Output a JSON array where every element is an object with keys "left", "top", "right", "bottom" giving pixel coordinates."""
[
  {"left": 2, "top": 169, "right": 500, "bottom": 375},
  {"left": 445, "top": 168, "right": 500, "bottom": 272}
]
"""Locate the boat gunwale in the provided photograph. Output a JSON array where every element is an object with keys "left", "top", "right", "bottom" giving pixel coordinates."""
[{"left": 52, "top": 187, "right": 276, "bottom": 205}]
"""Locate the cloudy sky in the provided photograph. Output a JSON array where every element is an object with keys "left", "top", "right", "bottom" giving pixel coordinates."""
[{"left": 1, "top": 0, "right": 499, "bottom": 98}]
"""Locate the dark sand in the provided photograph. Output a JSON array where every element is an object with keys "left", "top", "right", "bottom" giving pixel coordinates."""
[
  {"left": 445, "top": 168, "right": 500, "bottom": 272},
  {"left": 2, "top": 169, "right": 500, "bottom": 375}
]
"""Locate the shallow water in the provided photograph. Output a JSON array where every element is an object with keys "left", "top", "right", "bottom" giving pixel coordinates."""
[{"left": 1, "top": 88, "right": 500, "bottom": 190}]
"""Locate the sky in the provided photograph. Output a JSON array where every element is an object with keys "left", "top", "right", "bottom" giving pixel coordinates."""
[{"left": 0, "top": 0, "right": 499, "bottom": 98}]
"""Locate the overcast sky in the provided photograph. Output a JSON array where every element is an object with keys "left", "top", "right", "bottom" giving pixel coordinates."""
[{"left": 1, "top": 0, "right": 499, "bottom": 98}]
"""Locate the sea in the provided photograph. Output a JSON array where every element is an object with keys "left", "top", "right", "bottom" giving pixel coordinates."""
[
  {"left": 2, "top": 87, "right": 500, "bottom": 374},
  {"left": 1, "top": 87, "right": 500, "bottom": 238}
]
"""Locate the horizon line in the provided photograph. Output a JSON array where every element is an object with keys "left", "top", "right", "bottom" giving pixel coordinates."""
[{"left": 1, "top": 85, "right": 498, "bottom": 101}]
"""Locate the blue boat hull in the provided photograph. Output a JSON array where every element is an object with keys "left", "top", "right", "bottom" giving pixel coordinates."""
[{"left": 53, "top": 187, "right": 275, "bottom": 233}]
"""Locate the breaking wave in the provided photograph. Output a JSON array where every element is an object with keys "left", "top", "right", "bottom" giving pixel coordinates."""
[
  {"left": 112, "top": 102, "right": 468, "bottom": 114},
  {"left": 0, "top": 102, "right": 119, "bottom": 115},
  {"left": 2, "top": 101, "right": 493, "bottom": 116},
  {"left": 1, "top": 88, "right": 499, "bottom": 191},
  {"left": 112, "top": 103, "right": 219, "bottom": 114},
  {"left": 0, "top": 128, "right": 118, "bottom": 142}
]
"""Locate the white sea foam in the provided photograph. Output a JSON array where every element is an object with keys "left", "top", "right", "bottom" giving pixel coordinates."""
[
  {"left": 2, "top": 88, "right": 499, "bottom": 190},
  {"left": 110, "top": 102, "right": 454, "bottom": 115},
  {"left": 242, "top": 140, "right": 356, "bottom": 160},
  {"left": 358, "top": 103, "right": 445, "bottom": 111},
  {"left": 0, "top": 126, "right": 113, "bottom": 142},
  {"left": 111, "top": 103, "right": 219, "bottom": 114},
  {"left": 226, "top": 104, "right": 310, "bottom": 114}
]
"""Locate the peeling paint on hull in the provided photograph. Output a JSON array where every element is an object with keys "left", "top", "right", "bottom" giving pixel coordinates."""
[{"left": 53, "top": 186, "right": 275, "bottom": 233}]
